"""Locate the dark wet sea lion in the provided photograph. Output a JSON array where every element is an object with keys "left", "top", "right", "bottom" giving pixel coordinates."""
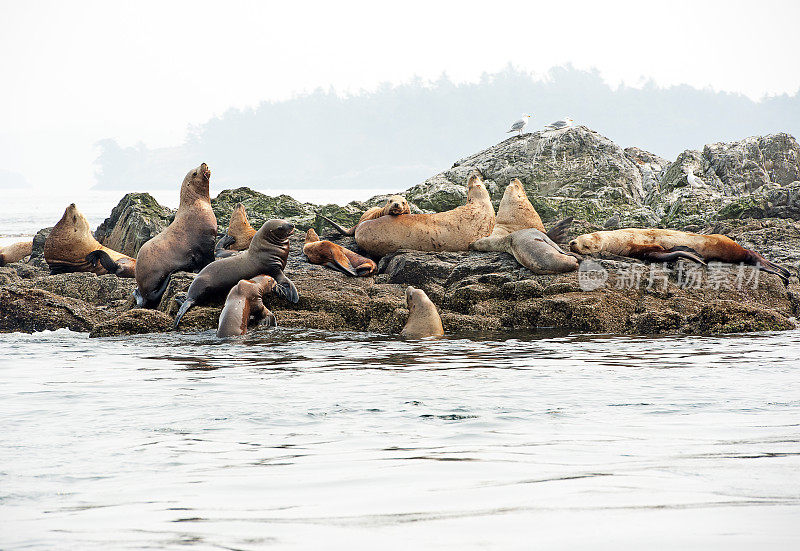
[
  {"left": 569, "top": 228, "right": 790, "bottom": 283},
  {"left": 470, "top": 228, "right": 579, "bottom": 274},
  {"left": 134, "top": 163, "right": 217, "bottom": 307},
  {"left": 217, "top": 275, "right": 277, "bottom": 337},
  {"left": 303, "top": 228, "right": 376, "bottom": 276},
  {"left": 215, "top": 203, "right": 257, "bottom": 257},
  {"left": 0, "top": 240, "right": 33, "bottom": 266},
  {"left": 43, "top": 203, "right": 136, "bottom": 276},
  {"left": 354, "top": 175, "right": 495, "bottom": 256},
  {"left": 401, "top": 286, "right": 444, "bottom": 339},
  {"left": 320, "top": 195, "right": 411, "bottom": 236},
  {"left": 174, "top": 219, "right": 299, "bottom": 328}
]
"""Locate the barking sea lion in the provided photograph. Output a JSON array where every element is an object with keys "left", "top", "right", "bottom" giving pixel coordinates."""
[
  {"left": 216, "top": 275, "right": 278, "bottom": 338},
  {"left": 44, "top": 203, "right": 136, "bottom": 276},
  {"left": 134, "top": 163, "right": 217, "bottom": 307},
  {"left": 303, "top": 228, "right": 376, "bottom": 276},
  {"left": 569, "top": 228, "right": 790, "bottom": 283},
  {"left": 174, "top": 219, "right": 299, "bottom": 328},
  {"left": 401, "top": 286, "right": 444, "bottom": 339},
  {"left": 320, "top": 195, "right": 411, "bottom": 236},
  {"left": 354, "top": 174, "right": 495, "bottom": 256},
  {"left": 215, "top": 203, "right": 257, "bottom": 257},
  {"left": 0, "top": 240, "right": 33, "bottom": 266}
]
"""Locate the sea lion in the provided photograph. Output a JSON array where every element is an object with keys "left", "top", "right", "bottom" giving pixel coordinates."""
[
  {"left": 43, "top": 203, "right": 136, "bottom": 276},
  {"left": 487, "top": 177, "right": 572, "bottom": 243},
  {"left": 215, "top": 203, "right": 257, "bottom": 257},
  {"left": 174, "top": 219, "right": 299, "bottom": 328},
  {"left": 216, "top": 275, "right": 277, "bottom": 338},
  {"left": 470, "top": 228, "right": 579, "bottom": 274},
  {"left": 569, "top": 228, "right": 790, "bottom": 283},
  {"left": 354, "top": 174, "right": 495, "bottom": 256},
  {"left": 401, "top": 286, "right": 444, "bottom": 339},
  {"left": 134, "top": 163, "right": 217, "bottom": 307},
  {"left": 303, "top": 228, "right": 377, "bottom": 276},
  {"left": 0, "top": 240, "right": 33, "bottom": 266},
  {"left": 320, "top": 195, "right": 411, "bottom": 236}
]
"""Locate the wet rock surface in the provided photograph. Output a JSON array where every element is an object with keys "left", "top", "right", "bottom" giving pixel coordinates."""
[{"left": 2, "top": 128, "right": 800, "bottom": 337}]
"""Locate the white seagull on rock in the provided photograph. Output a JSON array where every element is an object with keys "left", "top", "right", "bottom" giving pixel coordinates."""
[
  {"left": 684, "top": 167, "right": 707, "bottom": 188},
  {"left": 544, "top": 117, "right": 574, "bottom": 131},
  {"left": 507, "top": 114, "right": 532, "bottom": 135}
]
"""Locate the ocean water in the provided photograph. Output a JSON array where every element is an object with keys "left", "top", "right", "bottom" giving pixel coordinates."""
[
  {"left": 1, "top": 329, "right": 799, "bottom": 550},
  {"left": 2, "top": 191, "right": 800, "bottom": 549}
]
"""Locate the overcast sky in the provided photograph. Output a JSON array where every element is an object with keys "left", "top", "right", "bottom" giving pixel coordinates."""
[{"left": 1, "top": 0, "right": 799, "bottom": 190}]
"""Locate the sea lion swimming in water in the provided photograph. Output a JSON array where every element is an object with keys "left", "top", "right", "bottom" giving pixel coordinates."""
[
  {"left": 569, "top": 228, "right": 790, "bottom": 283},
  {"left": 354, "top": 174, "right": 495, "bottom": 256},
  {"left": 401, "top": 286, "right": 444, "bottom": 339},
  {"left": 134, "top": 163, "right": 217, "bottom": 307},
  {"left": 43, "top": 203, "right": 136, "bottom": 276},
  {"left": 0, "top": 240, "right": 33, "bottom": 266},
  {"left": 215, "top": 203, "right": 257, "bottom": 257},
  {"left": 320, "top": 195, "right": 411, "bottom": 236},
  {"left": 174, "top": 219, "right": 299, "bottom": 328},
  {"left": 216, "top": 275, "right": 277, "bottom": 338},
  {"left": 303, "top": 228, "right": 376, "bottom": 276}
]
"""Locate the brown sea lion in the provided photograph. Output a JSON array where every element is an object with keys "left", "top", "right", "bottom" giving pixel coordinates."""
[
  {"left": 215, "top": 203, "right": 257, "bottom": 257},
  {"left": 0, "top": 240, "right": 33, "bottom": 266},
  {"left": 470, "top": 228, "right": 579, "bottom": 274},
  {"left": 303, "top": 228, "right": 376, "bottom": 276},
  {"left": 43, "top": 203, "right": 136, "bottom": 276},
  {"left": 320, "top": 195, "right": 411, "bottom": 236},
  {"left": 216, "top": 275, "right": 277, "bottom": 337},
  {"left": 569, "top": 228, "right": 790, "bottom": 283},
  {"left": 401, "top": 286, "right": 444, "bottom": 339},
  {"left": 354, "top": 174, "right": 495, "bottom": 256},
  {"left": 174, "top": 219, "right": 299, "bottom": 328},
  {"left": 487, "top": 178, "right": 572, "bottom": 243},
  {"left": 134, "top": 163, "right": 217, "bottom": 307}
]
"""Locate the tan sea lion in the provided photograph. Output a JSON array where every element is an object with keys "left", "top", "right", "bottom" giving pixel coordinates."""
[
  {"left": 470, "top": 228, "right": 579, "bottom": 274},
  {"left": 215, "top": 203, "right": 257, "bottom": 257},
  {"left": 134, "top": 163, "right": 217, "bottom": 307},
  {"left": 43, "top": 204, "right": 136, "bottom": 276},
  {"left": 303, "top": 228, "right": 377, "bottom": 276},
  {"left": 0, "top": 240, "right": 33, "bottom": 266},
  {"left": 486, "top": 178, "right": 572, "bottom": 243},
  {"left": 216, "top": 275, "right": 277, "bottom": 337},
  {"left": 401, "top": 286, "right": 444, "bottom": 339},
  {"left": 354, "top": 175, "right": 495, "bottom": 256},
  {"left": 174, "top": 219, "right": 298, "bottom": 328},
  {"left": 320, "top": 195, "right": 411, "bottom": 236},
  {"left": 569, "top": 228, "right": 790, "bottom": 283}
]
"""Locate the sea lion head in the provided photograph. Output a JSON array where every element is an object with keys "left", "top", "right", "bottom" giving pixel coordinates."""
[
  {"left": 405, "top": 285, "right": 427, "bottom": 312},
  {"left": 506, "top": 178, "right": 526, "bottom": 198},
  {"left": 569, "top": 232, "right": 602, "bottom": 255},
  {"left": 305, "top": 228, "right": 320, "bottom": 243},
  {"left": 385, "top": 195, "right": 410, "bottom": 216},
  {"left": 181, "top": 163, "right": 211, "bottom": 201},
  {"left": 62, "top": 203, "right": 91, "bottom": 234},
  {"left": 253, "top": 219, "right": 294, "bottom": 248},
  {"left": 229, "top": 203, "right": 249, "bottom": 230},
  {"left": 466, "top": 173, "right": 491, "bottom": 203}
]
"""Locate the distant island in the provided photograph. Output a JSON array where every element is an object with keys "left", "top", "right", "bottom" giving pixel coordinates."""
[{"left": 92, "top": 66, "right": 800, "bottom": 191}]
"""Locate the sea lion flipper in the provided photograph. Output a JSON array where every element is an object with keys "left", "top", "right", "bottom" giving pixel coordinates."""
[
  {"left": 134, "top": 288, "right": 146, "bottom": 308},
  {"left": 273, "top": 273, "right": 299, "bottom": 304},
  {"left": 174, "top": 298, "right": 195, "bottom": 328},
  {"left": 644, "top": 248, "right": 707, "bottom": 265},
  {"left": 546, "top": 217, "right": 573, "bottom": 244},
  {"left": 324, "top": 257, "right": 358, "bottom": 277},
  {"left": 215, "top": 234, "right": 236, "bottom": 254},
  {"left": 319, "top": 215, "right": 355, "bottom": 236},
  {"left": 85, "top": 250, "right": 121, "bottom": 274}
]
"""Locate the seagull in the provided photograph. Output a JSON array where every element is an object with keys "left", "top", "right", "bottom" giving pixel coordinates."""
[
  {"left": 684, "top": 168, "right": 706, "bottom": 188},
  {"left": 544, "top": 117, "right": 574, "bottom": 131},
  {"left": 507, "top": 114, "right": 532, "bottom": 135}
]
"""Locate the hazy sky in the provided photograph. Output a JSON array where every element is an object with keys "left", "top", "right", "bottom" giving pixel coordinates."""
[{"left": 1, "top": 0, "right": 799, "bottom": 190}]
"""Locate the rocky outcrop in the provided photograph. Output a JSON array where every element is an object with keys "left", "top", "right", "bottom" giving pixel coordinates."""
[
  {"left": 3, "top": 128, "right": 800, "bottom": 338},
  {"left": 94, "top": 193, "right": 174, "bottom": 256}
]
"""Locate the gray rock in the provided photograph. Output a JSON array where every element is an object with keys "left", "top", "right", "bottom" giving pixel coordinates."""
[{"left": 94, "top": 193, "right": 174, "bottom": 257}]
